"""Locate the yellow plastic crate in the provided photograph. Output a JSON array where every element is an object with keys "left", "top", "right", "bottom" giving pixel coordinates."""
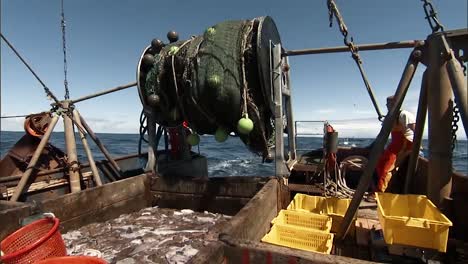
[
  {"left": 376, "top": 193, "right": 452, "bottom": 252},
  {"left": 287, "top": 194, "right": 353, "bottom": 233},
  {"left": 271, "top": 210, "right": 332, "bottom": 232},
  {"left": 261, "top": 223, "right": 334, "bottom": 254}
]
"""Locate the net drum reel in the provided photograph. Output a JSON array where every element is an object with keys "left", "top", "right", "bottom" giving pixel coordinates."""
[{"left": 136, "top": 17, "right": 282, "bottom": 158}]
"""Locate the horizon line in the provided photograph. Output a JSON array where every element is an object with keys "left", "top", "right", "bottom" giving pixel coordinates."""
[{"left": 0, "top": 130, "right": 466, "bottom": 140}]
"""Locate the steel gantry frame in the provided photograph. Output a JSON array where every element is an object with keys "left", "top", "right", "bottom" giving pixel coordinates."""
[{"left": 276, "top": 29, "right": 467, "bottom": 240}]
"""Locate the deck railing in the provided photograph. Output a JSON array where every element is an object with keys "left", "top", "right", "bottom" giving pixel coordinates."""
[{"left": 294, "top": 120, "right": 325, "bottom": 152}]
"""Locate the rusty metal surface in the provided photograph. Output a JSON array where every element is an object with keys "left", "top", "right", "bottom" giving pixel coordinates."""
[
  {"left": 23, "top": 112, "right": 52, "bottom": 137},
  {"left": 0, "top": 134, "right": 66, "bottom": 178},
  {"left": 426, "top": 32, "right": 454, "bottom": 206}
]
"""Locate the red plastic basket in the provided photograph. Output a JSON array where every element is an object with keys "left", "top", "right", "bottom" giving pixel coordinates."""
[
  {"left": 36, "top": 256, "right": 108, "bottom": 264},
  {"left": 0, "top": 217, "right": 67, "bottom": 264}
]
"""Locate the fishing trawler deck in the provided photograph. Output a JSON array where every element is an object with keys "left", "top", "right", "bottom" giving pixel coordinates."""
[{"left": 1, "top": 0, "right": 467, "bottom": 263}]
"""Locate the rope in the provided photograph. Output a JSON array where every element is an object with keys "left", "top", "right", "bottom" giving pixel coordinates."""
[
  {"left": 321, "top": 155, "right": 369, "bottom": 199},
  {"left": 0, "top": 33, "right": 60, "bottom": 104},
  {"left": 60, "top": 0, "right": 70, "bottom": 99},
  {"left": 326, "top": 0, "right": 384, "bottom": 121},
  {"left": 138, "top": 110, "right": 148, "bottom": 155},
  {"left": 171, "top": 38, "right": 194, "bottom": 125},
  {"left": 240, "top": 22, "right": 253, "bottom": 118}
]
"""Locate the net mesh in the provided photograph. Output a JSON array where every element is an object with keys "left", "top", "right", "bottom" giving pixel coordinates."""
[{"left": 142, "top": 18, "right": 274, "bottom": 157}]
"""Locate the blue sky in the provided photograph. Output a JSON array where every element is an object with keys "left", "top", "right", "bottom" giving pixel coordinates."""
[{"left": 1, "top": 0, "right": 467, "bottom": 138}]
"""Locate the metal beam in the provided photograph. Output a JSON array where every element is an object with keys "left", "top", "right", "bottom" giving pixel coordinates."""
[
  {"left": 145, "top": 112, "right": 158, "bottom": 173},
  {"left": 338, "top": 49, "right": 421, "bottom": 239},
  {"left": 404, "top": 70, "right": 429, "bottom": 194},
  {"left": 62, "top": 101, "right": 81, "bottom": 193},
  {"left": 73, "top": 109, "right": 102, "bottom": 186},
  {"left": 283, "top": 40, "right": 424, "bottom": 57},
  {"left": 426, "top": 32, "right": 454, "bottom": 206},
  {"left": 284, "top": 57, "right": 297, "bottom": 162},
  {"left": 272, "top": 43, "right": 289, "bottom": 177},
  {"left": 71, "top": 82, "right": 136, "bottom": 104}
]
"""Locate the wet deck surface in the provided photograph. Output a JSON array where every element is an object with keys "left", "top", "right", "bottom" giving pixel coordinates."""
[
  {"left": 358, "top": 200, "right": 378, "bottom": 220},
  {"left": 62, "top": 207, "right": 231, "bottom": 264}
]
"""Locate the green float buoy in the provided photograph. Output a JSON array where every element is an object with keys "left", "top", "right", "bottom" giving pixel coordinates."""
[
  {"left": 206, "top": 27, "right": 216, "bottom": 36},
  {"left": 207, "top": 74, "right": 222, "bottom": 88},
  {"left": 237, "top": 116, "right": 254, "bottom": 135},
  {"left": 215, "top": 127, "right": 229, "bottom": 142},
  {"left": 187, "top": 133, "right": 200, "bottom": 146},
  {"left": 169, "top": 46, "right": 179, "bottom": 55}
]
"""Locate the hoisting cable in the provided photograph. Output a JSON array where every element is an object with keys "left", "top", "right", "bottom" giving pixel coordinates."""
[
  {"left": 0, "top": 33, "right": 60, "bottom": 104},
  {"left": 327, "top": 0, "right": 384, "bottom": 121},
  {"left": 60, "top": 0, "right": 70, "bottom": 99}
]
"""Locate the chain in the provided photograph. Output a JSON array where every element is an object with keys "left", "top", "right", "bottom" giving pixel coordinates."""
[
  {"left": 420, "top": 0, "right": 445, "bottom": 33},
  {"left": 61, "top": 0, "right": 70, "bottom": 99},
  {"left": 327, "top": 0, "right": 351, "bottom": 48},
  {"left": 451, "top": 104, "right": 460, "bottom": 152},
  {"left": 326, "top": 0, "right": 384, "bottom": 121}
]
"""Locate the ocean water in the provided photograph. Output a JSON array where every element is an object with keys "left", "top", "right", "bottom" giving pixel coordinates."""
[{"left": 0, "top": 131, "right": 466, "bottom": 176}]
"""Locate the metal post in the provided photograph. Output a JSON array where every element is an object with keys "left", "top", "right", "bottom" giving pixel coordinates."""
[
  {"left": 447, "top": 56, "right": 468, "bottom": 139},
  {"left": 426, "top": 33, "right": 454, "bottom": 206},
  {"left": 11, "top": 115, "right": 59, "bottom": 201},
  {"left": 77, "top": 112, "right": 123, "bottom": 176},
  {"left": 404, "top": 70, "right": 429, "bottom": 194},
  {"left": 73, "top": 109, "right": 102, "bottom": 186},
  {"left": 145, "top": 112, "right": 158, "bottom": 173},
  {"left": 338, "top": 49, "right": 421, "bottom": 239},
  {"left": 284, "top": 57, "right": 296, "bottom": 162},
  {"left": 272, "top": 43, "right": 289, "bottom": 177},
  {"left": 63, "top": 101, "right": 81, "bottom": 193}
]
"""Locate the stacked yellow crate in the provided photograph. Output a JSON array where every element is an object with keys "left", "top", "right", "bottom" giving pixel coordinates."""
[
  {"left": 286, "top": 194, "right": 354, "bottom": 233},
  {"left": 261, "top": 194, "right": 338, "bottom": 254}
]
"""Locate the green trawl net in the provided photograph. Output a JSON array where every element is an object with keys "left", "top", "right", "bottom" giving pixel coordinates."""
[{"left": 139, "top": 17, "right": 279, "bottom": 158}]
